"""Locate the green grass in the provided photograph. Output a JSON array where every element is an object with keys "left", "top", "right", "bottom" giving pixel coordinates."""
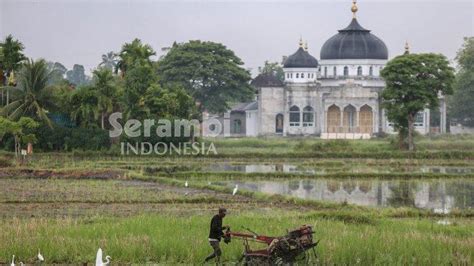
[
  {"left": 0, "top": 179, "right": 219, "bottom": 204},
  {"left": 0, "top": 212, "right": 472, "bottom": 264}
]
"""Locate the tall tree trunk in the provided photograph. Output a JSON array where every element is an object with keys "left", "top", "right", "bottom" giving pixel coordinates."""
[
  {"left": 407, "top": 113, "right": 415, "bottom": 151},
  {"left": 101, "top": 113, "right": 105, "bottom": 130},
  {"left": 14, "top": 137, "right": 19, "bottom": 157},
  {"left": 6, "top": 90, "right": 9, "bottom": 105}
]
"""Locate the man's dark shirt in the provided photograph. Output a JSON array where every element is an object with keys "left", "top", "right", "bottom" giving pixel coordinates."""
[{"left": 208, "top": 214, "right": 224, "bottom": 241}]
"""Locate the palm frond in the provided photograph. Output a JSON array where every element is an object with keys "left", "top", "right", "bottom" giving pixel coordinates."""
[
  {"left": 0, "top": 100, "right": 23, "bottom": 116},
  {"left": 33, "top": 101, "right": 53, "bottom": 128}
]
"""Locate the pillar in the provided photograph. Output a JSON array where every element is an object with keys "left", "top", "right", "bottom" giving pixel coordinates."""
[
  {"left": 440, "top": 97, "right": 447, "bottom": 134},
  {"left": 356, "top": 110, "right": 360, "bottom": 133},
  {"left": 223, "top": 112, "right": 231, "bottom": 137}
]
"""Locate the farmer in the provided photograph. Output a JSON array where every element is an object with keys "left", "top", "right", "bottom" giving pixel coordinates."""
[{"left": 204, "top": 207, "right": 228, "bottom": 263}]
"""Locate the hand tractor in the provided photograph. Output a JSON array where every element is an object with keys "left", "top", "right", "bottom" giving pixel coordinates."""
[{"left": 223, "top": 225, "right": 319, "bottom": 265}]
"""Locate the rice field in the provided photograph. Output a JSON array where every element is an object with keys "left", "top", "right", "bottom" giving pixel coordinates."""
[
  {"left": 0, "top": 136, "right": 473, "bottom": 264},
  {"left": 0, "top": 212, "right": 472, "bottom": 264}
]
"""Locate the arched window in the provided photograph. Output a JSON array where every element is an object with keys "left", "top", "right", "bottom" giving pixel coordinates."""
[
  {"left": 357, "top": 66, "right": 362, "bottom": 76},
  {"left": 296, "top": 73, "right": 299, "bottom": 78},
  {"left": 343, "top": 105, "right": 356, "bottom": 133},
  {"left": 360, "top": 105, "right": 373, "bottom": 134},
  {"left": 232, "top": 119, "right": 242, "bottom": 134},
  {"left": 369, "top": 66, "right": 373, "bottom": 76},
  {"left": 303, "top": 106, "right": 314, "bottom": 127},
  {"left": 301, "top": 73, "right": 305, "bottom": 78},
  {"left": 275, "top": 114, "right": 284, "bottom": 133},
  {"left": 289, "top": 106, "right": 300, "bottom": 127},
  {"left": 324, "top": 67, "right": 327, "bottom": 77},
  {"left": 333, "top": 66, "right": 337, "bottom": 77},
  {"left": 327, "top": 105, "right": 341, "bottom": 133},
  {"left": 344, "top": 66, "right": 349, "bottom": 77}
]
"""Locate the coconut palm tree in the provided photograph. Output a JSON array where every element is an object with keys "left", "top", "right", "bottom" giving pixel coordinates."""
[
  {"left": 69, "top": 85, "right": 100, "bottom": 128},
  {"left": 116, "top": 38, "right": 156, "bottom": 76},
  {"left": 0, "top": 35, "right": 26, "bottom": 105},
  {"left": 98, "top": 51, "right": 118, "bottom": 71},
  {"left": 0, "top": 59, "right": 55, "bottom": 128},
  {"left": 93, "top": 67, "right": 118, "bottom": 129}
]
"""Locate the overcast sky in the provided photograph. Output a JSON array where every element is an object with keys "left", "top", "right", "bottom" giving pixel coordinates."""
[{"left": 1, "top": 0, "right": 473, "bottom": 75}]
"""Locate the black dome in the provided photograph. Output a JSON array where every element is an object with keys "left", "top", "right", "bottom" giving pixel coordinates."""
[
  {"left": 251, "top": 73, "right": 284, "bottom": 87},
  {"left": 283, "top": 47, "right": 319, "bottom": 68},
  {"left": 320, "top": 18, "right": 388, "bottom": 60}
]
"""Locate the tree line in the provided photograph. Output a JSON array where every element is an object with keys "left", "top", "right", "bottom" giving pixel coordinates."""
[
  {"left": 0, "top": 34, "right": 472, "bottom": 153},
  {"left": 0, "top": 36, "right": 254, "bottom": 153}
]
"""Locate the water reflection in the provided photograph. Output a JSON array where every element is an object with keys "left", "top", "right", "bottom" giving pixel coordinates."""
[
  {"left": 205, "top": 163, "right": 474, "bottom": 175},
  {"left": 225, "top": 179, "right": 473, "bottom": 212}
]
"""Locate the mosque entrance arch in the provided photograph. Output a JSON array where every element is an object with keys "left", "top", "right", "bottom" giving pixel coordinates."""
[
  {"left": 327, "top": 105, "right": 341, "bottom": 133},
  {"left": 343, "top": 105, "right": 357, "bottom": 133},
  {"left": 359, "top": 105, "right": 373, "bottom": 134}
]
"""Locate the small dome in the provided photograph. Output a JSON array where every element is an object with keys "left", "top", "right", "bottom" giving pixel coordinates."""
[
  {"left": 283, "top": 47, "right": 319, "bottom": 68},
  {"left": 251, "top": 73, "right": 284, "bottom": 87},
  {"left": 320, "top": 18, "right": 388, "bottom": 60}
]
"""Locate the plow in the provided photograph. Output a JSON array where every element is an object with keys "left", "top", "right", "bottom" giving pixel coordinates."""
[{"left": 223, "top": 225, "right": 319, "bottom": 265}]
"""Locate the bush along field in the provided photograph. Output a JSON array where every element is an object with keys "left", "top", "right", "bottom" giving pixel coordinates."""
[{"left": 0, "top": 136, "right": 473, "bottom": 264}]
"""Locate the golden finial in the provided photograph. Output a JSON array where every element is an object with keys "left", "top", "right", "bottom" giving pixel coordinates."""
[
  {"left": 299, "top": 36, "right": 303, "bottom": 48},
  {"left": 304, "top": 41, "right": 308, "bottom": 51},
  {"left": 404, "top": 41, "right": 410, "bottom": 54},
  {"left": 351, "top": 0, "right": 358, "bottom": 19}
]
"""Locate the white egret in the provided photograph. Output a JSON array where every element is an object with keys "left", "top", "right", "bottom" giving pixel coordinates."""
[
  {"left": 184, "top": 180, "right": 189, "bottom": 196},
  {"left": 10, "top": 255, "right": 15, "bottom": 266},
  {"left": 232, "top": 184, "right": 239, "bottom": 196},
  {"left": 38, "top": 249, "right": 44, "bottom": 262},
  {"left": 95, "top": 248, "right": 111, "bottom": 266}
]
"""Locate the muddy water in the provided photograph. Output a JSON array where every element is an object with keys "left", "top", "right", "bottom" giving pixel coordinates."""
[{"left": 220, "top": 179, "right": 473, "bottom": 212}]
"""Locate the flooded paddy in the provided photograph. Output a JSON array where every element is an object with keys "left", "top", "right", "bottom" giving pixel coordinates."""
[
  {"left": 218, "top": 178, "right": 473, "bottom": 212},
  {"left": 204, "top": 163, "right": 474, "bottom": 175}
]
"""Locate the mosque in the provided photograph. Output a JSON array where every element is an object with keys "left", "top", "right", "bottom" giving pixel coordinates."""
[{"left": 203, "top": 1, "right": 447, "bottom": 138}]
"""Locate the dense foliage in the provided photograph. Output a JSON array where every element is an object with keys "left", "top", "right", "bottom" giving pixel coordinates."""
[
  {"left": 158, "top": 40, "right": 254, "bottom": 113},
  {"left": 450, "top": 37, "right": 474, "bottom": 126},
  {"left": 258, "top": 60, "right": 285, "bottom": 82},
  {"left": 381, "top": 53, "right": 455, "bottom": 150},
  {"left": 0, "top": 35, "right": 256, "bottom": 152}
]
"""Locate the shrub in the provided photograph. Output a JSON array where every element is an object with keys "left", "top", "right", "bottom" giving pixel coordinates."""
[{"left": 35, "top": 125, "right": 111, "bottom": 151}]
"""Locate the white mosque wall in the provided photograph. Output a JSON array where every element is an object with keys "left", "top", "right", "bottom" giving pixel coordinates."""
[
  {"left": 245, "top": 110, "right": 258, "bottom": 137},
  {"left": 319, "top": 78, "right": 386, "bottom": 88},
  {"left": 257, "top": 86, "right": 286, "bottom": 135},
  {"left": 319, "top": 59, "right": 387, "bottom": 78},
  {"left": 283, "top": 67, "right": 318, "bottom": 83},
  {"left": 284, "top": 84, "right": 320, "bottom": 136}
]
